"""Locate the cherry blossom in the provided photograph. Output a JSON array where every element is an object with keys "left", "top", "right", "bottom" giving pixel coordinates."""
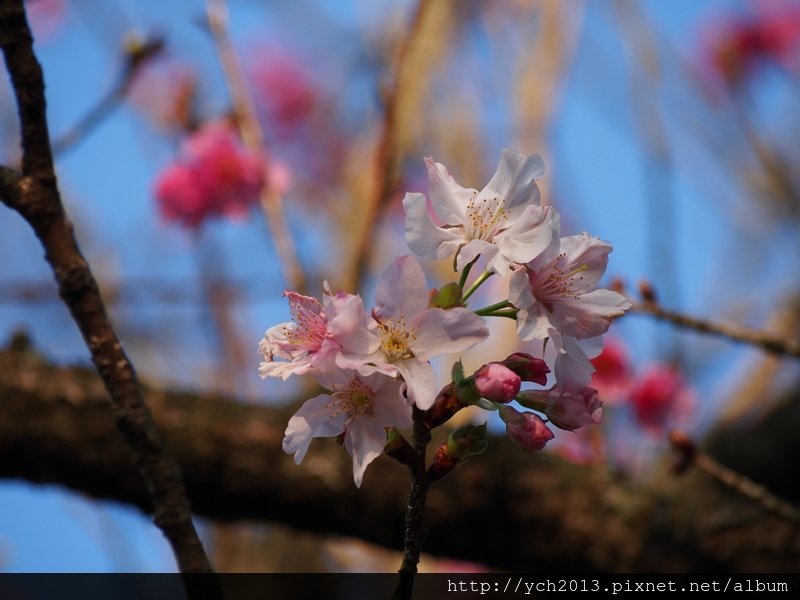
[
  {"left": 258, "top": 285, "right": 376, "bottom": 380},
  {"left": 282, "top": 368, "right": 411, "bottom": 487},
  {"left": 629, "top": 364, "right": 694, "bottom": 432},
  {"left": 403, "top": 149, "right": 559, "bottom": 274},
  {"left": 509, "top": 233, "right": 631, "bottom": 350},
  {"left": 154, "top": 121, "right": 264, "bottom": 228},
  {"left": 338, "top": 256, "right": 489, "bottom": 409}
]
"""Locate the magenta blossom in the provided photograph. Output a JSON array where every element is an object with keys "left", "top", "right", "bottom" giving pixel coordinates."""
[
  {"left": 499, "top": 405, "right": 554, "bottom": 453},
  {"left": 154, "top": 121, "right": 264, "bottom": 228},
  {"left": 282, "top": 367, "right": 411, "bottom": 487},
  {"left": 629, "top": 364, "right": 693, "bottom": 432},
  {"left": 474, "top": 363, "right": 521, "bottom": 404}
]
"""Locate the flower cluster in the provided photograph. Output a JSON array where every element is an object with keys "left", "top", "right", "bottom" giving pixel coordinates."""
[
  {"left": 154, "top": 121, "right": 265, "bottom": 229},
  {"left": 259, "top": 149, "right": 630, "bottom": 484}
]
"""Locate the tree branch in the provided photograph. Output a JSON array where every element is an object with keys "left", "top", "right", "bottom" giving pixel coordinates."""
[
  {"left": 1, "top": 339, "right": 799, "bottom": 572},
  {"left": 631, "top": 300, "right": 800, "bottom": 360},
  {"left": 0, "top": 0, "right": 212, "bottom": 575}
]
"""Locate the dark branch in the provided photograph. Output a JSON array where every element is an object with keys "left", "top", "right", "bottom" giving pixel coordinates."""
[
  {"left": 1, "top": 340, "right": 799, "bottom": 572},
  {"left": 0, "top": 0, "right": 212, "bottom": 575}
]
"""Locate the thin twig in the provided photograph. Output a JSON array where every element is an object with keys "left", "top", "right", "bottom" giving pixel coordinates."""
[
  {"left": 392, "top": 406, "right": 431, "bottom": 600},
  {"left": 670, "top": 431, "right": 800, "bottom": 526},
  {"left": 347, "top": 0, "right": 433, "bottom": 293},
  {"left": 0, "top": 0, "right": 215, "bottom": 582},
  {"left": 51, "top": 37, "right": 164, "bottom": 155},
  {"left": 205, "top": 0, "right": 306, "bottom": 293},
  {"left": 632, "top": 301, "right": 800, "bottom": 360}
]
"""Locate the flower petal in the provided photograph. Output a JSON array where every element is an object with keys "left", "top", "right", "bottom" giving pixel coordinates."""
[
  {"left": 394, "top": 358, "right": 438, "bottom": 409},
  {"left": 481, "top": 149, "right": 545, "bottom": 210},
  {"left": 424, "top": 157, "right": 473, "bottom": 223},
  {"left": 374, "top": 256, "right": 430, "bottom": 321},
  {"left": 345, "top": 418, "right": 389, "bottom": 487},
  {"left": 493, "top": 206, "right": 560, "bottom": 271},
  {"left": 410, "top": 307, "right": 489, "bottom": 360},
  {"left": 282, "top": 393, "right": 348, "bottom": 464},
  {"left": 552, "top": 289, "right": 632, "bottom": 339},
  {"left": 403, "top": 192, "right": 464, "bottom": 260}
]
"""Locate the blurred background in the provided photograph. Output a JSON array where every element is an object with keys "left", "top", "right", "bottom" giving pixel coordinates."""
[{"left": 1, "top": 0, "right": 800, "bottom": 572}]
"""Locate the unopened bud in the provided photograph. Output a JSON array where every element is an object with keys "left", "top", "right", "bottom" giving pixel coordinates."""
[
  {"left": 474, "top": 363, "right": 521, "bottom": 403},
  {"left": 499, "top": 405, "right": 554, "bottom": 453},
  {"left": 498, "top": 352, "right": 549, "bottom": 385}
]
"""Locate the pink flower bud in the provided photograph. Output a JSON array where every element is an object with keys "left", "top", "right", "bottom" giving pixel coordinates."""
[
  {"left": 499, "top": 406, "right": 554, "bottom": 453},
  {"left": 546, "top": 386, "right": 603, "bottom": 431},
  {"left": 474, "top": 363, "right": 521, "bottom": 404},
  {"left": 499, "top": 352, "right": 550, "bottom": 385}
]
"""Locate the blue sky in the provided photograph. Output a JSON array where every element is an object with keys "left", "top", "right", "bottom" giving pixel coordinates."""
[{"left": 2, "top": 0, "right": 798, "bottom": 571}]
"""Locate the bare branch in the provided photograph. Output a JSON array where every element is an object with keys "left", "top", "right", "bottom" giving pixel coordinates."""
[
  {"left": 2, "top": 339, "right": 799, "bottom": 572},
  {"left": 0, "top": 0, "right": 213, "bottom": 576},
  {"left": 205, "top": 0, "right": 306, "bottom": 293},
  {"left": 631, "top": 300, "right": 800, "bottom": 360}
]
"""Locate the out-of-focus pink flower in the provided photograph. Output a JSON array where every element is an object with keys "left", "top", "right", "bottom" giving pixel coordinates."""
[
  {"left": 249, "top": 50, "right": 317, "bottom": 135},
  {"left": 129, "top": 59, "right": 197, "bottom": 132},
  {"left": 699, "top": 4, "right": 800, "bottom": 90},
  {"left": 629, "top": 364, "right": 693, "bottom": 432},
  {"left": 154, "top": 121, "right": 264, "bottom": 228},
  {"left": 474, "top": 363, "right": 521, "bottom": 404},
  {"left": 590, "top": 338, "right": 633, "bottom": 404},
  {"left": 499, "top": 405, "right": 554, "bottom": 453}
]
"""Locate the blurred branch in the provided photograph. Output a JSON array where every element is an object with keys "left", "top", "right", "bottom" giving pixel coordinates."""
[
  {"left": 670, "top": 431, "right": 800, "bottom": 526},
  {"left": 206, "top": 0, "right": 306, "bottom": 293},
  {"left": 0, "top": 0, "right": 213, "bottom": 577},
  {"left": 50, "top": 36, "right": 164, "bottom": 156},
  {"left": 346, "top": 0, "right": 434, "bottom": 292},
  {"left": 632, "top": 300, "right": 800, "bottom": 360},
  {"left": 2, "top": 338, "right": 800, "bottom": 571}
]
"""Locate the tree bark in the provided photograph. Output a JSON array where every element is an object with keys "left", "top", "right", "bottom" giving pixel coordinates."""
[{"left": 1, "top": 338, "right": 798, "bottom": 572}]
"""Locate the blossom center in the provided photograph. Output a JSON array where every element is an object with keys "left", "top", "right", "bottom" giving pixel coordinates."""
[
  {"left": 464, "top": 192, "right": 509, "bottom": 241},
  {"left": 329, "top": 378, "right": 375, "bottom": 419},
  {"left": 531, "top": 256, "right": 589, "bottom": 303},
  {"left": 377, "top": 318, "right": 416, "bottom": 361},
  {"left": 284, "top": 296, "right": 327, "bottom": 350}
]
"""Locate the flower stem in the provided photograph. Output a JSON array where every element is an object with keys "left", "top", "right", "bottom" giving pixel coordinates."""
[
  {"left": 392, "top": 406, "right": 431, "bottom": 600},
  {"left": 473, "top": 300, "right": 512, "bottom": 316},
  {"left": 462, "top": 270, "right": 494, "bottom": 302}
]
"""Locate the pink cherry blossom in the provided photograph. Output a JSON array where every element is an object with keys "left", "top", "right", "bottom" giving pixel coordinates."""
[
  {"left": 590, "top": 338, "right": 633, "bottom": 404},
  {"left": 629, "top": 364, "right": 693, "bottom": 432},
  {"left": 509, "top": 233, "right": 631, "bottom": 350},
  {"left": 474, "top": 363, "right": 521, "bottom": 404},
  {"left": 499, "top": 405, "right": 554, "bottom": 453},
  {"left": 282, "top": 367, "right": 411, "bottom": 487},
  {"left": 153, "top": 121, "right": 264, "bottom": 228},
  {"left": 258, "top": 285, "right": 377, "bottom": 380},
  {"left": 248, "top": 50, "right": 317, "bottom": 135},
  {"left": 403, "top": 149, "right": 559, "bottom": 274},
  {"left": 337, "top": 256, "right": 489, "bottom": 410}
]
